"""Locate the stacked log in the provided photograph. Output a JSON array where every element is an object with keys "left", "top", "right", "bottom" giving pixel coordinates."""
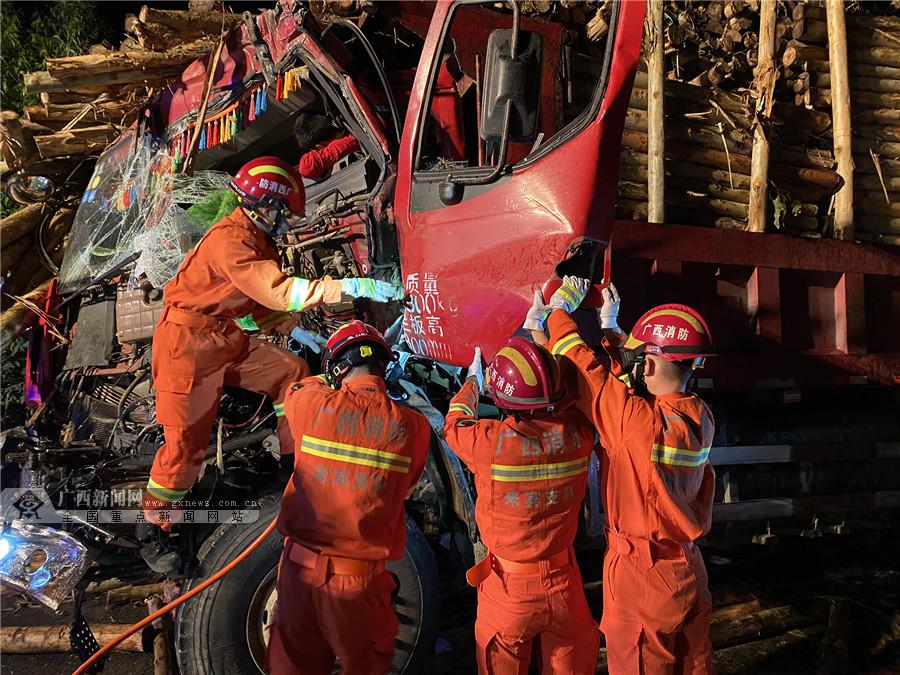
[
  {"left": 615, "top": 68, "right": 841, "bottom": 234},
  {"left": 780, "top": 4, "right": 900, "bottom": 244},
  {"left": 1, "top": 4, "right": 222, "bottom": 317}
]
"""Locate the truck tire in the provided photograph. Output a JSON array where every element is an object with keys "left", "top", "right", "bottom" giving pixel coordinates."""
[{"left": 175, "top": 493, "right": 439, "bottom": 675}]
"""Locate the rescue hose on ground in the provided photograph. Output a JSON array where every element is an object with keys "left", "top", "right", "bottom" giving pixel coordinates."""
[{"left": 72, "top": 518, "right": 278, "bottom": 675}]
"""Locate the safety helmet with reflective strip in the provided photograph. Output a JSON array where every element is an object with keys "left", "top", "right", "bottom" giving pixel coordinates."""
[
  {"left": 229, "top": 156, "right": 305, "bottom": 215},
  {"left": 623, "top": 303, "right": 714, "bottom": 364},
  {"left": 322, "top": 320, "right": 391, "bottom": 386},
  {"left": 486, "top": 337, "right": 564, "bottom": 411}
]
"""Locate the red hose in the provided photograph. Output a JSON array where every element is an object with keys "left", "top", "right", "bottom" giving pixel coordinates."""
[{"left": 72, "top": 518, "right": 278, "bottom": 675}]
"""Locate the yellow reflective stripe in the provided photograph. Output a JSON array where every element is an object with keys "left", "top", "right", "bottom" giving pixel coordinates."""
[
  {"left": 448, "top": 403, "right": 475, "bottom": 417},
  {"left": 247, "top": 164, "right": 301, "bottom": 193},
  {"left": 288, "top": 277, "right": 310, "bottom": 312},
  {"left": 490, "top": 456, "right": 589, "bottom": 482},
  {"left": 274, "top": 403, "right": 285, "bottom": 417},
  {"left": 650, "top": 444, "right": 711, "bottom": 468},
  {"left": 556, "top": 284, "right": 578, "bottom": 306},
  {"left": 642, "top": 308, "right": 706, "bottom": 334},
  {"left": 495, "top": 346, "right": 537, "bottom": 385},
  {"left": 552, "top": 334, "right": 585, "bottom": 356},
  {"left": 146, "top": 478, "right": 188, "bottom": 502},
  {"left": 301, "top": 435, "right": 411, "bottom": 473}
]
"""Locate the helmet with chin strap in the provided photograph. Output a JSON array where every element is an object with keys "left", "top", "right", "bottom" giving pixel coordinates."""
[
  {"left": 619, "top": 304, "right": 715, "bottom": 380},
  {"left": 321, "top": 321, "right": 392, "bottom": 387},
  {"left": 229, "top": 156, "right": 305, "bottom": 236}
]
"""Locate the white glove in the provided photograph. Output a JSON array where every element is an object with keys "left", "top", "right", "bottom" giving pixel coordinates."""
[
  {"left": 523, "top": 290, "right": 548, "bottom": 331},
  {"left": 467, "top": 347, "right": 485, "bottom": 394},
  {"left": 290, "top": 326, "right": 328, "bottom": 354},
  {"left": 548, "top": 276, "right": 591, "bottom": 314},
  {"left": 598, "top": 284, "right": 621, "bottom": 331}
]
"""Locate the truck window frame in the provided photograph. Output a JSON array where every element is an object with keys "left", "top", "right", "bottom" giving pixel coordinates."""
[{"left": 412, "top": 0, "right": 621, "bottom": 179}]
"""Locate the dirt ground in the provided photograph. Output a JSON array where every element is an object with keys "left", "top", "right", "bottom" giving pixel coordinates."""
[{"left": 3, "top": 523, "right": 900, "bottom": 675}]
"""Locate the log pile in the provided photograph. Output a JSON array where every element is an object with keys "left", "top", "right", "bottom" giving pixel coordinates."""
[
  {"left": 780, "top": 5, "right": 900, "bottom": 244},
  {"left": 613, "top": 1, "right": 899, "bottom": 241},
  {"left": 1, "top": 3, "right": 224, "bottom": 324}
]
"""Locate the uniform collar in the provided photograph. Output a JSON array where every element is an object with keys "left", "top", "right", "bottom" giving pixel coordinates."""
[{"left": 342, "top": 375, "right": 387, "bottom": 393}]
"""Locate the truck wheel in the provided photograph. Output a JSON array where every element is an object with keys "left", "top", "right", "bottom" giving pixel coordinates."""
[{"left": 175, "top": 494, "right": 439, "bottom": 675}]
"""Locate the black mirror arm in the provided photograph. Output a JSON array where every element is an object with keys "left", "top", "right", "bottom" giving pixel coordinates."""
[{"left": 447, "top": 0, "right": 519, "bottom": 188}]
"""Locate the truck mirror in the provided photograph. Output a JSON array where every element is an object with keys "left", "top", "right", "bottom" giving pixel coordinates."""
[
  {"left": 480, "top": 29, "right": 542, "bottom": 144},
  {"left": 5, "top": 173, "right": 55, "bottom": 205}
]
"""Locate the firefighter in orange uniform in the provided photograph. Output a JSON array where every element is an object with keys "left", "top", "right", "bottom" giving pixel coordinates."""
[
  {"left": 533, "top": 279, "right": 717, "bottom": 674},
  {"left": 143, "top": 157, "right": 402, "bottom": 525},
  {"left": 268, "top": 321, "right": 431, "bottom": 675},
  {"left": 444, "top": 338, "right": 599, "bottom": 674}
]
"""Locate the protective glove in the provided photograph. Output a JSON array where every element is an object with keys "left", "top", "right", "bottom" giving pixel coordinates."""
[
  {"left": 548, "top": 275, "right": 591, "bottom": 314},
  {"left": 523, "top": 290, "right": 549, "bottom": 331},
  {"left": 467, "top": 347, "right": 485, "bottom": 394},
  {"left": 597, "top": 283, "right": 621, "bottom": 331},
  {"left": 289, "top": 326, "right": 328, "bottom": 354},
  {"left": 341, "top": 278, "right": 404, "bottom": 303}
]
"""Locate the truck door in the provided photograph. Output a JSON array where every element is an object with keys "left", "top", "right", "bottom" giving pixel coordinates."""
[{"left": 394, "top": 0, "right": 645, "bottom": 365}]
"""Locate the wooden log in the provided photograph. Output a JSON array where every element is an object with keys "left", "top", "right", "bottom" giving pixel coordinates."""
[
  {"left": 853, "top": 153, "right": 900, "bottom": 177},
  {"left": 857, "top": 172, "right": 900, "bottom": 192},
  {"left": 857, "top": 213, "right": 900, "bottom": 235},
  {"left": 714, "top": 626, "right": 826, "bottom": 671},
  {"left": 855, "top": 196, "right": 900, "bottom": 218},
  {"left": 806, "top": 88, "right": 900, "bottom": 110},
  {"left": 25, "top": 102, "right": 140, "bottom": 127},
  {"left": 621, "top": 129, "right": 843, "bottom": 191},
  {"left": 0, "top": 204, "right": 43, "bottom": 246},
  {"left": 711, "top": 603, "right": 825, "bottom": 648},
  {"left": 33, "top": 125, "right": 118, "bottom": 159},
  {"left": 619, "top": 149, "right": 833, "bottom": 202},
  {"left": 850, "top": 137, "right": 900, "bottom": 160},
  {"left": 854, "top": 108, "right": 900, "bottom": 126},
  {"left": 749, "top": 0, "right": 777, "bottom": 233},
  {"left": 0, "top": 280, "right": 52, "bottom": 352},
  {"left": 647, "top": 0, "right": 665, "bottom": 224},
  {"left": 826, "top": 0, "right": 854, "bottom": 240},
  {"left": 782, "top": 40, "right": 828, "bottom": 68},
  {"left": 616, "top": 197, "right": 748, "bottom": 230},
  {"left": 0, "top": 111, "right": 40, "bottom": 166},
  {"left": 806, "top": 60, "right": 900, "bottom": 80},
  {"left": 811, "top": 73, "right": 900, "bottom": 95},
  {"left": 0, "top": 624, "right": 143, "bottom": 653},
  {"left": 793, "top": 16, "right": 828, "bottom": 43},
  {"left": 24, "top": 39, "right": 213, "bottom": 94},
  {"left": 1, "top": 235, "right": 34, "bottom": 277}
]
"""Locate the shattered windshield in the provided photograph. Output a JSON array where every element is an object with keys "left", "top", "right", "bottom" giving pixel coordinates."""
[{"left": 58, "top": 131, "right": 233, "bottom": 293}]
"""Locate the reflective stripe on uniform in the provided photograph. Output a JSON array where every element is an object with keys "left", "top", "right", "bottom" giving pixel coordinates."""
[
  {"left": 555, "top": 284, "right": 580, "bottom": 307},
  {"left": 552, "top": 334, "right": 585, "bottom": 357},
  {"left": 651, "top": 444, "right": 711, "bottom": 468},
  {"left": 146, "top": 478, "right": 189, "bottom": 502},
  {"left": 490, "top": 456, "right": 589, "bottom": 482},
  {"left": 288, "top": 277, "right": 311, "bottom": 312},
  {"left": 448, "top": 402, "right": 475, "bottom": 417},
  {"left": 234, "top": 313, "right": 261, "bottom": 332},
  {"left": 274, "top": 403, "right": 285, "bottom": 417},
  {"left": 300, "top": 435, "right": 411, "bottom": 473}
]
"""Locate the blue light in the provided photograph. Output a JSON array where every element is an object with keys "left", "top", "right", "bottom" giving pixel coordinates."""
[
  {"left": 0, "top": 537, "right": 9, "bottom": 561},
  {"left": 30, "top": 566, "right": 52, "bottom": 590}
]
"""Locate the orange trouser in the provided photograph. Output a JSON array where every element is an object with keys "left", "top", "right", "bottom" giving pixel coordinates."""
[
  {"left": 601, "top": 531, "right": 713, "bottom": 675},
  {"left": 267, "top": 542, "right": 397, "bottom": 675},
  {"left": 151, "top": 316, "right": 309, "bottom": 492},
  {"left": 473, "top": 553, "right": 599, "bottom": 674}
]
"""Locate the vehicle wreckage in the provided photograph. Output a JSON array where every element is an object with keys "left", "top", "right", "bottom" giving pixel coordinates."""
[{"left": 1, "top": 1, "right": 898, "bottom": 673}]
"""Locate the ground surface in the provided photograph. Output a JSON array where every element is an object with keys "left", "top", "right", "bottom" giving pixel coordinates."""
[{"left": 3, "top": 523, "right": 900, "bottom": 674}]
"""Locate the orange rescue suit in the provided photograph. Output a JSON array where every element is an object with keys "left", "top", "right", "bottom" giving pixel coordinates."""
[
  {"left": 444, "top": 378, "right": 600, "bottom": 674},
  {"left": 548, "top": 310, "right": 716, "bottom": 675},
  {"left": 148, "top": 207, "right": 344, "bottom": 503},
  {"left": 269, "top": 374, "right": 431, "bottom": 675}
]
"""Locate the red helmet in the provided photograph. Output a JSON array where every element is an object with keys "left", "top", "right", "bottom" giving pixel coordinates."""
[
  {"left": 624, "top": 304, "right": 715, "bottom": 365},
  {"left": 486, "top": 337, "right": 564, "bottom": 411},
  {"left": 322, "top": 320, "right": 391, "bottom": 386},
  {"left": 229, "top": 156, "right": 305, "bottom": 215}
]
